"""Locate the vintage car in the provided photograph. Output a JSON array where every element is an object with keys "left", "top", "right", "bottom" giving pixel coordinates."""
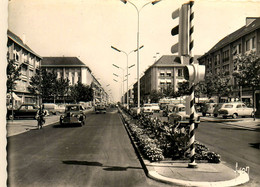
[
  {"left": 162, "top": 104, "right": 176, "bottom": 117},
  {"left": 168, "top": 104, "right": 200, "bottom": 128},
  {"left": 217, "top": 102, "right": 254, "bottom": 119},
  {"left": 141, "top": 103, "right": 160, "bottom": 114},
  {"left": 7, "top": 103, "right": 39, "bottom": 120},
  {"left": 95, "top": 104, "right": 107, "bottom": 114},
  {"left": 60, "top": 104, "right": 86, "bottom": 126}
]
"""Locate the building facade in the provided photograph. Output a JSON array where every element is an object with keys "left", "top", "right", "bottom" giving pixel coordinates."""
[
  {"left": 133, "top": 55, "right": 194, "bottom": 104},
  {"left": 42, "top": 57, "right": 108, "bottom": 104},
  {"left": 198, "top": 17, "right": 260, "bottom": 104},
  {"left": 7, "top": 30, "right": 42, "bottom": 107},
  {"left": 42, "top": 57, "right": 93, "bottom": 86}
]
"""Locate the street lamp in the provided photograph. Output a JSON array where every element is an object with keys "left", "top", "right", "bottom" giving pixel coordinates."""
[
  {"left": 121, "top": 0, "right": 161, "bottom": 113},
  {"left": 113, "top": 64, "right": 125, "bottom": 105},
  {"left": 111, "top": 45, "right": 143, "bottom": 109}
]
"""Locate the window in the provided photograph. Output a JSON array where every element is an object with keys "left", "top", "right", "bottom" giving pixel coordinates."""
[
  {"left": 246, "top": 39, "right": 250, "bottom": 51},
  {"left": 224, "top": 104, "right": 233, "bottom": 108},
  {"left": 222, "top": 50, "right": 229, "bottom": 62},
  {"left": 166, "top": 72, "right": 171, "bottom": 77},
  {"left": 236, "top": 104, "right": 242, "bottom": 108},
  {"left": 177, "top": 69, "right": 183, "bottom": 77},
  {"left": 252, "top": 37, "right": 256, "bottom": 49},
  {"left": 29, "top": 70, "right": 34, "bottom": 78},
  {"left": 21, "top": 65, "right": 27, "bottom": 76},
  {"left": 160, "top": 72, "right": 165, "bottom": 77}
]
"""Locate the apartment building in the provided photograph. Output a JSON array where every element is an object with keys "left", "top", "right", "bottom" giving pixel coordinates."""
[
  {"left": 7, "top": 30, "right": 42, "bottom": 107},
  {"left": 132, "top": 55, "right": 201, "bottom": 104},
  {"left": 42, "top": 57, "right": 107, "bottom": 104},
  {"left": 198, "top": 17, "right": 260, "bottom": 103},
  {"left": 42, "top": 57, "right": 93, "bottom": 86}
]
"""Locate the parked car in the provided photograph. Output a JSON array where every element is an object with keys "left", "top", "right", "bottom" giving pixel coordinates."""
[
  {"left": 201, "top": 103, "right": 217, "bottom": 116},
  {"left": 162, "top": 104, "right": 176, "bottom": 117},
  {"left": 95, "top": 104, "right": 106, "bottom": 114},
  {"left": 217, "top": 102, "right": 254, "bottom": 119},
  {"left": 7, "top": 103, "right": 39, "bottom": 120},
  {"left": 59, "top": 104, "right": 86, "bottom": 126},
  {"left": 56, "top": 104, "right": 66, "bottom": 113},
  {"left": 141, "top": 103, "right": 160, "bottom": 114},
  {"left": 168, "top": 104, "right": 200, "bottom": 128},
  {"left": 43, "top": 103, "right": 58, "bottom": 115}
]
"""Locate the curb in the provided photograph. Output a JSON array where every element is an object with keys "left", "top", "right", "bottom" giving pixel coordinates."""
[
  {"left": 118, "top": 110, "right": 250, "bottom": 187},
  {"left": 147, "top": 169, "right": 249, "bottom": 187}
]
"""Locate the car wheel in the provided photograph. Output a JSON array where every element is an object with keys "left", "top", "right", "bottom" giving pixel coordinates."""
[
  {"left": 202, "top": 112, "right": 206, "bottom": 117},
  {"left": 195, "top": 123, "right": 199, "bottom": 128},
  {"left": 8, "top": 114, "right": 14, "bottom": 120},
  {"left": 80, "top": 120, "right": 84, "bottom": 126},
  {"left": 214, "top": 114, "right": 218, "bottom": 117},
  {"left": 232, "top": 113, "right": 238, "bottom": 119},
  {"left": 223, "top": 116, "right": 227, "bottom": 119}
]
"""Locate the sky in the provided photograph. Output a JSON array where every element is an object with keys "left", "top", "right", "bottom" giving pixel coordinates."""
[{"left": 7, "top": 0, "right": 260, "bottom": 102}]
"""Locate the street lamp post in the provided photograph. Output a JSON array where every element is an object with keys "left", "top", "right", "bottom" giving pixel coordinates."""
[
  {"left": 111, "top": 45, "right": 143, "bottom": 109},
  {"left": 112, "top": 64, "right": 125, "bottom": 104},
  {"left": 120, "top": 0, "right": 161, "bottom": 113}
]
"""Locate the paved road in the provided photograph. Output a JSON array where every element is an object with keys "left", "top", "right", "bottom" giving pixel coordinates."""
[
  {"left": 7, "top": 108, "right": 172, "bottom": 187},
  {"left": 196, "top": 121, "right": 260, "bottom": 187}
]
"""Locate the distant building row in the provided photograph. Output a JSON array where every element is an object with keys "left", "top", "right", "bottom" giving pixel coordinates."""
[{"left": 7, "top": 30, "right": 108, "bottom": 108}]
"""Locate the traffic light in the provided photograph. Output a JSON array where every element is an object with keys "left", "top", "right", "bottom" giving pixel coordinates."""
[
  {"left": 171, "top": 3, "right": 189, "bottom": 56},
  {"left": 183, "top": 64, "right": 205, "bottom": 83}
]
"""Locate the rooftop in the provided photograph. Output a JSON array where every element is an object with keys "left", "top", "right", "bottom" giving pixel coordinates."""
[
  {"left": 7, "top": 30, "right": 42, "bottom": 58},
  {"left": 42, "top": 57, "right": 89, "bottom": 68}
]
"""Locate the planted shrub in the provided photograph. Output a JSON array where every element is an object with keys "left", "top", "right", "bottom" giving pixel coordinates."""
[{"left": 120, "top": 108, "right": 221, "bottom": 163}]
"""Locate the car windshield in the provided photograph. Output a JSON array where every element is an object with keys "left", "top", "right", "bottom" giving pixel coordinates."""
[
  {"left": 66, "top": 106, "right": 80, "bottom": 111},
  {"left": 224, "top": 104, "right": 233, "bottom": 108},
  {"left": 179, "top": 107, "right": 185, "bottom": 112}
]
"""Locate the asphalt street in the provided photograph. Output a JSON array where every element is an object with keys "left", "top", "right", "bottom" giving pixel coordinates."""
[
  {"left": 7, "top": 108, "right": 172, "bottom": 187},
  {"left": 196, "top": 121, "right": 260, "bottom": 187}
]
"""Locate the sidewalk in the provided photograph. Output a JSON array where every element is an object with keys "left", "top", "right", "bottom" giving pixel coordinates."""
[
  {"left": 6, "top": 115, "right": 60, "bottom": 137},
  {"left": 145, "top": 160, "right": 249, "bottom": 187},
  {"left": 6, "top": 107, "right": 95, "bottom": 137}
]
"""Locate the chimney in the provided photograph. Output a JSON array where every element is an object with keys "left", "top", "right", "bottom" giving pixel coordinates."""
[
  {"left": 22, "top": 33, "right": 26, "bottom": 44},
  {"left": 246, "top": 17, "right": 257, "bottom": 26}
]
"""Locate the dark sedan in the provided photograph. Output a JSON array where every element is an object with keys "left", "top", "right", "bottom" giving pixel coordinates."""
[
  {"left": 59, "top": 104, "right": 86, "bottom": 126},
  {"left": 7, "top": 103, "right": 39, "bottom": 120}
]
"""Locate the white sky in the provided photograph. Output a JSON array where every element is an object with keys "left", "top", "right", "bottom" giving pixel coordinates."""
[{"left": 7, "top": 0, "right": 260, "bottom": 102}]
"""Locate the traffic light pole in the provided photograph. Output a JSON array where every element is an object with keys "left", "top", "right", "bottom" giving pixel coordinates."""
[{"left": 188, "top": 82, "right": 197, "bottom": 168}]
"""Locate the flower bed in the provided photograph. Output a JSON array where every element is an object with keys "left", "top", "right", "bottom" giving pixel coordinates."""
[{"left": 120, "top": 107, "right": 221, "bottom": 163}]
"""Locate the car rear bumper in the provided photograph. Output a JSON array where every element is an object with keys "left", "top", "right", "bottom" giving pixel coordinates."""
[{"left": 60, "top": 117, "right": 82, "bottom": 124}]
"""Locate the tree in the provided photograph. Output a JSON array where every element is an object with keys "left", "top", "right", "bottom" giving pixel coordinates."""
[
  {"left": 53, "top": 77, "right": 70, "bottom": 103},
  {"left": 7, "top": 59, "right": 21, "bottom": 93},
  {"left": 7, "top": 58, "right": 21, "bottom": 119},
  {"left": 28, "top": 69, "right": 68, "bottom": 103},
  {"left": 177, "top": 81, "right": 189, "bottom": 96},
  {"left": 203, "top": 72, "right": 234, "bottom": 102},
  {"left": 69, "top": 82, "right": 93, "bottom": 103},
  {"left": 149, "top": 89, "right": 163, "bottom": 103},
  {"left": 233, "top": 52, "right": 260, "bottom": 116}
]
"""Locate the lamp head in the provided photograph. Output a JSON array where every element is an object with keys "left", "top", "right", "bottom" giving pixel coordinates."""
[
  {"left": 120, "top": 0, "right": 127, "bottom": 4},
  {"left": 152, "top": 0, "right": 161, "bottom": 5}
]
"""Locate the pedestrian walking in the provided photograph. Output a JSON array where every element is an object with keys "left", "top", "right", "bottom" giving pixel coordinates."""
[{"left": 36, "top": 104, "right": 46, "bottom": 129}]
